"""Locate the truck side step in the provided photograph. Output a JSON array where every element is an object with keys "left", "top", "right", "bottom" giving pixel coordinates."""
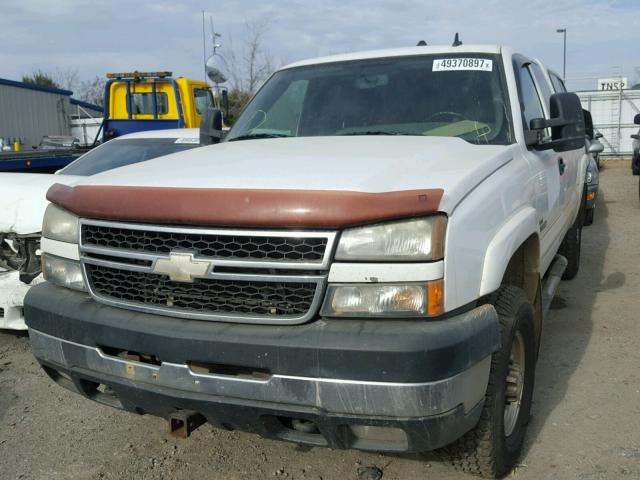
[{"left": 541, "top": 254, "right": 568, "bottom": 318}]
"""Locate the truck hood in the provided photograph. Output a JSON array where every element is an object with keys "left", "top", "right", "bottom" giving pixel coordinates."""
[
  {"left": 0, "top": 173, "right": 82, "bottom": 234},
  {"left": 79, "top": 136, "right": 514, "bottom": 214}
]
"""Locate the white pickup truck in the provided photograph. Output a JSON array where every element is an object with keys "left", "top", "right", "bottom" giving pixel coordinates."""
[{"left": 25, "top": 44, "right": 588, "bottom": 478}]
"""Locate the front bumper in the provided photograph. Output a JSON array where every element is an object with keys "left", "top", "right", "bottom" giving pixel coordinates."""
[
  {"left": 25, "top": 283, "right": 501, "bottom": 453},
  {"left": 0, "top": 271, "right": 42, "bottom": 330}
]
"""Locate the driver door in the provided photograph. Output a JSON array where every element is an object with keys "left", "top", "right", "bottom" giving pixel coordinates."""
[{"left": 515, "top": 58, "right": 563, "bottom": 260}]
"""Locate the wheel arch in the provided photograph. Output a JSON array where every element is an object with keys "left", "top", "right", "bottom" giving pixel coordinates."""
[
  {"left": 479, "top": 207, "right": 540, "bottom": 299},
  {"left": 479, "top": 208, "right": 542, "bottom": 348}
]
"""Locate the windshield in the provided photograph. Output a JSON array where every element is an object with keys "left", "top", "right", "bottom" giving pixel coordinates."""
[
  {"left": 227, "top": 54, "right": 513, "bottom": 145},
  {"left": 59, "top": 138, "right": 199, "bottom": 176}
]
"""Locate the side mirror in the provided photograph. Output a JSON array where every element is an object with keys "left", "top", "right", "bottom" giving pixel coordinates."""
[
  {"left": 634, "top": 113, "right": 640, "bottom": 125},
  {"left": 529, "top": 92, "right": 586, "bottom": 152},
  {"left": 588, "top": 142, "right": 604, "bottom": 154},
  {"left": 199, "top": 107, "right": 223, "bottom": 145},
  {"left": 631, "top": 134, "right": 640, "bottom": 140},
  {"left": 594, "top": 132, "right": 603, "bottom": 140}
]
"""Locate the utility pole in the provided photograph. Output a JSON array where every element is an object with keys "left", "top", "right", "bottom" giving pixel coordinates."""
[
  {"left": 202, "top": 11, "right": 207, "bottom": 83},
  {"left": 556, "top": 28, "right": 567, "bottom": 82}
]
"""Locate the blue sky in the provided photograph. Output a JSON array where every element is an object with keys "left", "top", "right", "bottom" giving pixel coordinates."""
[{"left": 0, "top": 0, "right": 638, "bottom": 92}]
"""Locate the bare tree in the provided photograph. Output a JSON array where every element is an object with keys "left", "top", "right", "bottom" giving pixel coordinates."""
[
  {"left": 224, "top": 20, "right": 276, "bottom": 93},
  {"left": 77, "top": 76, "right": 106, "bottom": 106},
  {"left": 221, "top": 20, "right": 276, "bottom": 123},
  {"left": 244, "top": 20, "right": 274, "bottom": 94},
  {"left": 53, "top": 67, "right": 80, "bottom": 92}
]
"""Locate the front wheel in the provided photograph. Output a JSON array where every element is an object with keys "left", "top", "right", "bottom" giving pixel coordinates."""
[{"left": 446, "top": 286, "right": 536, "bottom": 478}]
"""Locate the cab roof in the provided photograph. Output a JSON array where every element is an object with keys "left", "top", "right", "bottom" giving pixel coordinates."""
[{"left": 282, "top": 44, "right": 503, "bottom": 70}]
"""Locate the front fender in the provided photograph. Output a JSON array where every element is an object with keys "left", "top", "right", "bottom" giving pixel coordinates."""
[{"left": 479, "top": 206, "right": 539, "bottom": 297}]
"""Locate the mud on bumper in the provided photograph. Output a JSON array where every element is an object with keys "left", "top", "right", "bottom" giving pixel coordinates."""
[{"left": 26, "top": 283, "right": 501, "bottom": 453}]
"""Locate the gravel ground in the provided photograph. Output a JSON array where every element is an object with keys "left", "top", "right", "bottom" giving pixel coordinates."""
[{"left": 1, "top": 160, "right": 639, "bottom": 480}]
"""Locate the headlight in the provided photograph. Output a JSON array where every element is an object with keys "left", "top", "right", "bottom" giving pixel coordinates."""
[
  {"left": 586, "top": 171, "right": 593, "bottom": 184},
  {"left": 335, "top": 216, "right": 446, "bottom": 261},
  {"left": 42, "top": 204, "right": 79, "bottom": 243},
  {"left": 321, "top": 280, "right": 443, "bottom": 317},
  {"left": 42, "top": 254, "right": 86, "bottom": 291}
]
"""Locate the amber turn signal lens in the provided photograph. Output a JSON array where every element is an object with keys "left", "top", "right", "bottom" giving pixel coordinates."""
[
  {"left": 426, "top": 279, "right": 444, "bottom": 316},
  {"left": 586, "top": 191, "right": 595, "bottom": 201}
]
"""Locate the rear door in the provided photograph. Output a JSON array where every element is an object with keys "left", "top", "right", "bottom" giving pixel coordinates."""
[
  {"left": 514, "top": 57, "right": 563, "bottom": 250},
  {"left": 545, "top": 68, "right": 584, "bottom": 222},
  {"left": 528, "top": 61, "right": 576, "bottom": 222}
]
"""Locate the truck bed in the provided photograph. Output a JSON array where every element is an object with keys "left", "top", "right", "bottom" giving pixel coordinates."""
[{"left": 0, "top": 148, "right": 91, "bottom": 173}]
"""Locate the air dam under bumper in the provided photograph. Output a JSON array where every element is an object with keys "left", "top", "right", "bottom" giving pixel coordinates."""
[{"left": 25, "top": 283, "right": 501, "bottom": 453}]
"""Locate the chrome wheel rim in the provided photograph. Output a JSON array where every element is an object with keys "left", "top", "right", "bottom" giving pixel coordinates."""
[{"left": 504, "top": 331, "right": 526, "bottom": 437}]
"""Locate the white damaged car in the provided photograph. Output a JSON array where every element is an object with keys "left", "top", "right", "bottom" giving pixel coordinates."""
[{"left": 0, "top": 129, "right": 201, "bottom": 330}]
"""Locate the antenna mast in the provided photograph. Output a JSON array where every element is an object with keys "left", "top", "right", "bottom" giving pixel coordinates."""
[
  {"left": 202, "top": 12, "right": 223, "bottom": 83},
  {"left": 210, "top": 17, "right": 222, "bottom": 56}
]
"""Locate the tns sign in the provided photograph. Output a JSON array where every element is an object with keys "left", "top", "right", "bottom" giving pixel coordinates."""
[{"left": 597, "top": 77, "right": 628, "bottom": 91}]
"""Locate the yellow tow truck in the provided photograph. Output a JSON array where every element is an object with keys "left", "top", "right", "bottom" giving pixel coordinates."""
[{"left": 101, "top": 71, "right": 228, "bottom": 141}]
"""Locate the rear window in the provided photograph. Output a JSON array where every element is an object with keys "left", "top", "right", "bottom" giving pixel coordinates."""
[
  {"left": 59, "top": 138, "right": 199, "bottom": 176},
  {"left": 194, "top": 88, "right": 214, "bottom": 115},
  {"left": 130, "top": 92, "right": 169, "bottom": 115}
]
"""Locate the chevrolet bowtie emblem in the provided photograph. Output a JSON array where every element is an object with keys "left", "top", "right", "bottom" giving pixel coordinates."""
[{"left": 153, "top": 252, "right": 211, "bottom": 282}]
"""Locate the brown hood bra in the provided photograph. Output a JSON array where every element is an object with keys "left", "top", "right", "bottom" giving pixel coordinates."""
[{"left": 47, "top": 183, "right": 444, "bottom": 228}]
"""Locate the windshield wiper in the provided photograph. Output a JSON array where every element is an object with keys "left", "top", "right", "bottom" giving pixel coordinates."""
[
  {"left": 227, "top": 133, "right": 291, "bottom": 142},
  {"left": 338, "top": 130, "right": 414, "bottom": 136}
]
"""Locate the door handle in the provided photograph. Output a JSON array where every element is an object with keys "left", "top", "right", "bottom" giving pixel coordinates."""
[{"left": 558, "top": 157, "right": 566, "bottom": 176}]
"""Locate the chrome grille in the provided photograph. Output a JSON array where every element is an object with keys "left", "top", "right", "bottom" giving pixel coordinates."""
[
  {"left": 79, "top": 219, "right": 336, "bottom": 325},
  {"left": 82, "top": 224, "right": 328, "bottom": 262},
  {"left": 86, "top": 264, "right": 317, "bottom": 317}
]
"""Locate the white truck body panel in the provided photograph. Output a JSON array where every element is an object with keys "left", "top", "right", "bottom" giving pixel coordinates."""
[
  {"left": 328, "top": 261, "right": 444, "bottom": 283},
  {"left": 0, "top": 173, "right": 81, "bottom": 234}
]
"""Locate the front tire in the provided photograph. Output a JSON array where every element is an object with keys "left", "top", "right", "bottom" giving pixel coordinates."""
[{"left": 446, "top": 286, "right": 536, "bottom": 478}]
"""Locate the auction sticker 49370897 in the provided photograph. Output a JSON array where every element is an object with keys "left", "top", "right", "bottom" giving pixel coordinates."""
[{"left": 432, "top": 58, "right": 493, "bottom": 71}]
